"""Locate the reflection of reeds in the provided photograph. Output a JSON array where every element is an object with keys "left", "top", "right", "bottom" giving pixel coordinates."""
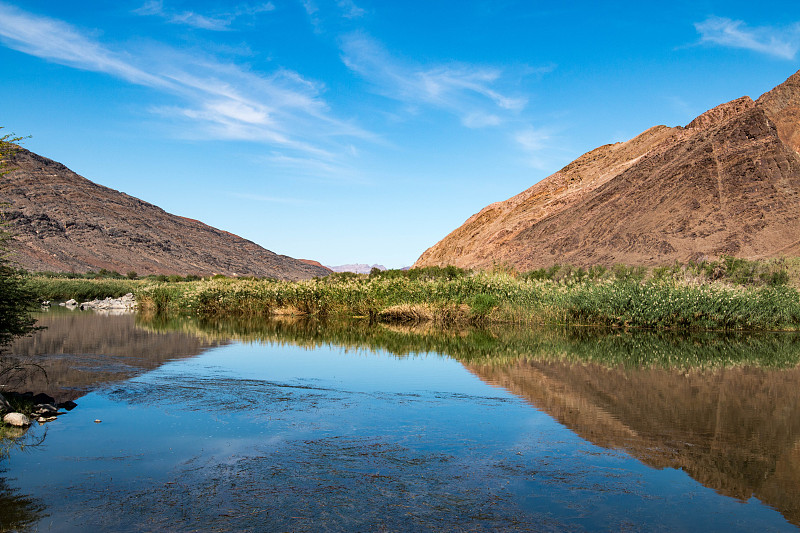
[
  {"left": 0, "top": 465, "right": 46, "bottom": 530},
  {"left": 136, "top": 313, "right": 800, "bottom": 370}
]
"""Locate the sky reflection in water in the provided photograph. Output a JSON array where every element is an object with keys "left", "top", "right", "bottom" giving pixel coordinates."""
[{"left": 2, "top": 312, "right": 798, "bottom": 532}]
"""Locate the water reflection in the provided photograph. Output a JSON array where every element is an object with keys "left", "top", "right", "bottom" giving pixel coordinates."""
[
  {"left": 4, "top": 308, "right": 227, "bottom": 401},
  {"left": 4, "top": 311, "right": 800, "bottom": 530},
  {"left": 139, "top": 314, "right": 800, "bottom": 369},
  {"left": 0, "top": 468, "right": 45, "bottom": 531},
  {"left": 141, "top": 315, "right": 800, "bottom": 527},
  {"left": 466, "top": 360, "right": 800, "bottom": 523}
]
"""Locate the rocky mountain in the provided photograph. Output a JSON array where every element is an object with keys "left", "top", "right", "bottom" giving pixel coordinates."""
[
  {"left": 327, "top": 263, "right": 387, "bottom": 274},
  {"left": 415, "top": 70, "right": 800, "bottom": 270},
  {"left": 0, "top": 148, "right": 331, "bottom": 280}
]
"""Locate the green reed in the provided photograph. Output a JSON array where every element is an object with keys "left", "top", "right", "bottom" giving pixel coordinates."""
[{"left": 131, "top": 271, "right": 800, "bottom": 331}]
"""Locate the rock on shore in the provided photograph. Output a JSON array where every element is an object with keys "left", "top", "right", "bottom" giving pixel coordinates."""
[{"left": 59, "top": 293, "right": 137, "bottom": 312}]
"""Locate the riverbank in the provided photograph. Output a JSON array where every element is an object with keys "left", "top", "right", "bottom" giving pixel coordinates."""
[
  {"left": 133, "top": 270, "right": 800, "bottom": 331},
  {"left": 26, "top": 259, "right": 800, "bottom": 331}
]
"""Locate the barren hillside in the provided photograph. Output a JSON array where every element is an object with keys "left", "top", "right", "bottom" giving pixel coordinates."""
[
  {"left": 416, "top": 70, "right": 800, "bottom": 270},
  {"left": 0, "top": 148, "right": 331, "bottom": 280}
]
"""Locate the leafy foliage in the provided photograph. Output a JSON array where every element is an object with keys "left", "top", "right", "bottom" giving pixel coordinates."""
[{"left": 0, "top": 130, "right": 37, "bottom": 348}]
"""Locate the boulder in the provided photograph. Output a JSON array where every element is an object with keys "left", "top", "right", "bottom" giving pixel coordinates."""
[
  {"left": 58, "top": 400, "right": 78, "bottom": 411},
  {"left": 35, "top": 404, "right": 59, "bottom": 415},
  {"left": 32, "top": 392, "right": 55, "bottom": 405},
  {"left": 3, "top": 412, "right": 31, "bottom": 427}
]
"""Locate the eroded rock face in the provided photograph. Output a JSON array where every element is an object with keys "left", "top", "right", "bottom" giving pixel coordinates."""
[
  {"left": 0, "top": 150, "right": 331, "bottom": 280},
  {"left": 415, "top": 69, "right": 800, "bottom": 270}
]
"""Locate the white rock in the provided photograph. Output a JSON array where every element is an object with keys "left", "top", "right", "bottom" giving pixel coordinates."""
[
  {"left": 3, "top": 412, "right": 31, "bottom": 427},
  {"left": 35, "top": 404, "right": 58, "bottom": 415}
]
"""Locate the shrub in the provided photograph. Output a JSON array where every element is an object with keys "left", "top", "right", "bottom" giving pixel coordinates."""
[{"left": 467, "top": 293, "right": 498, "bottom": 318}]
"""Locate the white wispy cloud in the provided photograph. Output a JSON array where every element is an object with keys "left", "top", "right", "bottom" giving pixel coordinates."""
[
  {"left": 302, "top": 0, "right": 366, "bottom": 31},
  {"left": 134, "top": 0, "right": 276, "bottom": 31},
  {"left": 694, "top": 16, "right": 799, "bottom": 59},
  {"left": 0, "top": 4, "right": 170, "bottom": 88},
  {"left": 514, "top": 126, "right": 551, "bottom": 169},
  {"left": 227, "top": 191, "right": 316, "bottom": 205},
  {"left": 340, "top": 32, "right": 527, "bottom": 128},
  {"left": 257, "top": 151, "right": 370, "bottom": 184},
  {"left": 0, "top": 3, "right": 369, "bottom": 162},
  {"left": 337, "top": 0, "right": 365, "bottom": 19}
]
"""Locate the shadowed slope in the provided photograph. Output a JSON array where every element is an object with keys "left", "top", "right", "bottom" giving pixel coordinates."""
[{"left": 0, "top": 149, "right": 331, "bottom": 279}]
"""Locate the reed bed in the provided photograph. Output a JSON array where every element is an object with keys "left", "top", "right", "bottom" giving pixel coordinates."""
[
  {"left": 130, "top": 271, "right": 800, "bottom": 331},
  {"left": 27, "top": 277, "right": 144, "bottom": 302}
]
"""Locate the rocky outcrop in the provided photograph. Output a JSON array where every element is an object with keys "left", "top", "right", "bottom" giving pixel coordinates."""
[
  {"left": 0, "top": 149, "right": 331, "bottom": 280},
  {"left": 415, "top": 69, "right": 800, "bottom": 270},
  {"left": 298, "top": 259, "right": 332, "bottom": 272}
]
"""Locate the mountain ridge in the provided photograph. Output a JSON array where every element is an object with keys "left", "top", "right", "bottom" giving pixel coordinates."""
[
  {"left": 0, "top": 148, "right": 330, "bottom": 280},
  {"left": 415, "top": 70, "right": 800, "bottom": 270}
]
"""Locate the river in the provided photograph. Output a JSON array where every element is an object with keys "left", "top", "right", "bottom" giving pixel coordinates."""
[{"left": 1, "top": 309, "right": 799, "bottom": 531}]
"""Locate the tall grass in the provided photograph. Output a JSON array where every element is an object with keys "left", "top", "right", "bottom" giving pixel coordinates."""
[
  {"left": 133, "top": 271, "right": 800, "bottom": 331},
  {"left": 28, "top": 258, "right": 800, "bottom": 331},
  {"left": 27, "top": 277, "right": 143, "bottom": 301}
]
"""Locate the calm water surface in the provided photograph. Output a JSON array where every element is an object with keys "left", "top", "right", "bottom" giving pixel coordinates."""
[{"left": 2, "top": 310, "right": 799, "bottom": 531}]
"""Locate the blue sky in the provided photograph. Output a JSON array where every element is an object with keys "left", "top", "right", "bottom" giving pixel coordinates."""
[{"left": 0, "top": 1, "right": 798, "bottom": 268}]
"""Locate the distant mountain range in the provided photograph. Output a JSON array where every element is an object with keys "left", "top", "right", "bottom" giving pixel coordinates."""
[
  {"left": 0, "top": 148, "right": 331, "bottom": 280},
  {"left": 326, "top": 263, "right": 387, "bottom": 274},
  {"left": 416, "top": 69, "right": 800, "bottom": 270}
]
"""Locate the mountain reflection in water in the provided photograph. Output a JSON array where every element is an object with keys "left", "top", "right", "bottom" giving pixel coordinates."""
[
  {"left": 142, "top": 315, "right": 800, "bottom": 527},
  {"left": 467, "top": 360, "right": 800, "bottom": 524},
  {"left": 4, "top": 308, "right": 226, "bottom": 401},
  {"left": 4, "top": 311, "right": 800, "bottom": 529}
]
